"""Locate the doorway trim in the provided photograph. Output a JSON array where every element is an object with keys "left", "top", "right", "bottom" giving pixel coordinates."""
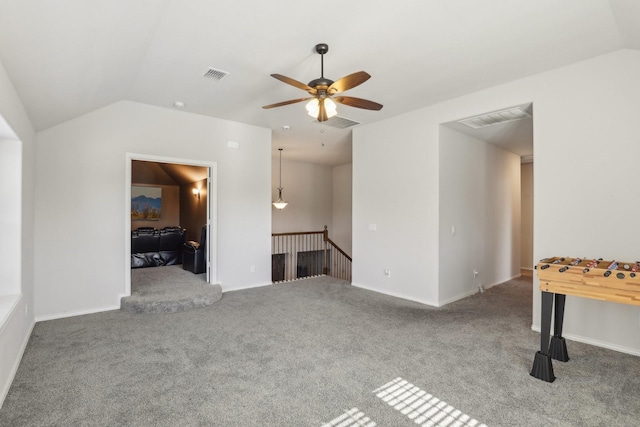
[{"left": 124, "top": 152, "right": 217, "bottom": 297}]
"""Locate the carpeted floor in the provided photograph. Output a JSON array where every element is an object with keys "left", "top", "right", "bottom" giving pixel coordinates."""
[
  {"left": 1, "top": 275, "right": 640, "bottom": 426},
  {"left": 122, "top": 265, "right": 221, "bottom": 313}
]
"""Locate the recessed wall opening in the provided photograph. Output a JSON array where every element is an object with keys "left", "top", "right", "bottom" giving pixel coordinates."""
[
  {"left": 124, "top": 153, "right": 217, "bottom": 297},
  {"left": 438, "top": 103, "right": 533, "bottom": 304},
  {"left": 0, "top": 114, "right": 22, "bottom": 298}
]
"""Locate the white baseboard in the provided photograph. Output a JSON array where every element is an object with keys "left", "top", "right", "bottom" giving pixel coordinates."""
[
  {"left": 438, "top": 274, "right": 521, "bottom": 307},
  {"left": 438, "top": 289, "right": 479, "bottom": 307},
  {"left": 222, "top": 281, "right": 272, "bottom": 293},
  {"left": 530, "top": 325, "right": 640, "bottom": 357},
  {"left": 35, "top": 304, "right": 121, "bottom": 323},
  {"left": 351, "top": 282, "right": 438, "bottom": 307}
]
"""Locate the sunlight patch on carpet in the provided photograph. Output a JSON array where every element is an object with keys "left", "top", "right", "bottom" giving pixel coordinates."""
[
  {"left": 374, "top": 377, "right": 487, "bottom": 427},
  {"left": 321, "top": 407, "right": 377, "bottom": 427}
]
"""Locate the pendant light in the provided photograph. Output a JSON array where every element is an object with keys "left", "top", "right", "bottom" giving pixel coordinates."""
[{"left": 272, "top": 148, "right": 288, "bottom": 209}]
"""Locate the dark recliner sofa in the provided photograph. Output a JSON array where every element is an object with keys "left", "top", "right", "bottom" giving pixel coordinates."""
[
  {"left": 183, "top": 226, "right": 206, "bottom": 274},
  {"left": 131, "top": 226, "right": 186, "bottom": 268}
]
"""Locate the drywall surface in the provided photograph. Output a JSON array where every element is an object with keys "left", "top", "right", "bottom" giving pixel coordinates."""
[
  {"left": 0, "top": 58, "right": 36, "bottom": 408},
  {"left": 0, "top": 139, "right": 21, "bottom": 295},
  {"left": 271, "top": 158, "right": 333, "bottom": 234},
  {"left": 438, "top": 126, "right": 521, "bottom": 304},
  {"left": 353, "top": 108, "right": 440, "bottom": 305},
  {"left": 332, "top": 163, "right": 352, "bottom": 257},
  {"left": 521, "top": 162, "right": 534, "bottom": 270},
  {"left": 34, "top": 101, "right": 271, "bottom": 318},
  {"left": 354, "top": 49, "right": 640, "bottom": 353}
]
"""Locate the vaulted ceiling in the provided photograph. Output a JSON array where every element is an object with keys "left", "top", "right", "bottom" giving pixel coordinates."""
[{"left": 1, "top": 0, "right": 638, "bottom": 165}]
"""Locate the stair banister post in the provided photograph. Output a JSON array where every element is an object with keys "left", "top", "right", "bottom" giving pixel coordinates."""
[{"left": 323, "top": 225, "right": 328, "bottom": 275}]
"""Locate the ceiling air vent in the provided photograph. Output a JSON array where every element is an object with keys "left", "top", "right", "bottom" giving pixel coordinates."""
[
  {"left": 458, "top": 106, "right": 531, "bottom": 129},
  {"left": 521, "top": 155, "right": 534, "bottom": 164},
  {"left": 315, "top": 116, "right": 361, "bottom": 129},
  {"left": 203, "top": 67, "right": 229, "bottom": 81}
]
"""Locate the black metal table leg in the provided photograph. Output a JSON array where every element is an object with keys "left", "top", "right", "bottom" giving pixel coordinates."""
[
  {"left": 549, "top": 293, "right": 569, "bottom": 362},
  {"left": 530, "top": 291, "right": 556, "bottom": 382}
]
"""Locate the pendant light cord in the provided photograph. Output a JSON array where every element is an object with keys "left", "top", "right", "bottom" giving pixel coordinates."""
[{"left": 278, "top": 148, "right": 283, "bottom": 190}]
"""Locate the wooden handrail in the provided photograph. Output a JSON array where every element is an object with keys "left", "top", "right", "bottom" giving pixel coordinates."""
[
  {"left": 271, "top": 226, "right": 352, "bottom": 282},
  {"left": 271, "top": 230, "right": 324, "bottom": 237},
  {"left": 326, "top": 237, "right": 352, "bottom": 262}
]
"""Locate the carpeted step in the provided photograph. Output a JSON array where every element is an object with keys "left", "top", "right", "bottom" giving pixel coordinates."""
[{"left": 122, "top": 265, "right": 222, "bottom": 313}]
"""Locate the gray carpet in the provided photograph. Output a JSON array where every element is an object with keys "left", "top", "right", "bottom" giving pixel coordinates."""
[
  {"left": 122, "top": 265, "right": 221, "bottom": 313},
  {"left": 2, "top": 275, "right": 640, "bottom": 426}
]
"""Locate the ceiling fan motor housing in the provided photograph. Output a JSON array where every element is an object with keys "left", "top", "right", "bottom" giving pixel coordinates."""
[{"left": 308, "top": 77, "right": 334, "bottom": 92}]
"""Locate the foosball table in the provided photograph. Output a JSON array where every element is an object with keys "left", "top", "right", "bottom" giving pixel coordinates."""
[{"left": 531, "top": 257, "right": 640, "bottom": 382}]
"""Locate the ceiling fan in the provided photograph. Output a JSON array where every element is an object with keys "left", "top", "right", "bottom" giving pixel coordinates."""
[{"left": 262, "top": 43, "right": 383, "bottom": 122}]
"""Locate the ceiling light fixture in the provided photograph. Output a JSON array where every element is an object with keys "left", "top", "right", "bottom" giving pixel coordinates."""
[
  {"left": 262, "top": 43, "right": 382, "bottom": 122},
  {"left": 272, "top": 148, "right": 288, "bottom": 210},
  {"left": 306, "top": 97, "right": 337, "bottom": 120},
  {"left": 458, "top": 106, "right": 531, "bottom": 129}
]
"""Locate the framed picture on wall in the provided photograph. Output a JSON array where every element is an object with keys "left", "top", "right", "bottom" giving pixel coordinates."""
[{"left": 131, "top": 186, "right": 162, "bottom": 220}]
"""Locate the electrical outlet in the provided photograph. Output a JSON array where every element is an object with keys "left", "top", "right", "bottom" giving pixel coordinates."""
[
  {"left": 474, "top": 270, "right": 479, "bottom": 277},
  {"left": 250, "top": 265, "right": 256, "bottom": 273},
  {"left": 384, "top": 269, "right": 391, "bottom": 278}
]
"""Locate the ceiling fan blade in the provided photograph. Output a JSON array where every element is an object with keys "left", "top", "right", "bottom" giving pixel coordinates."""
[
  {"left": 262, "top": 97, "right": 312, "bottom": 109},
  {"left": 318, "top": 99, "right": 328, "bottom": 122},
  {"left": 271, "top": 74, "right": 315, "bottom": 93},
  {"left": 334, "top": 96, "right": 383, "bottom": 111},
  {"left": 328, "top": 71, "right": 371, "bottom": 94}
]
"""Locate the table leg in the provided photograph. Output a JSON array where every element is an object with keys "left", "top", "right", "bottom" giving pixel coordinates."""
[
  {"left": 549, "top": 293, "right": 569, "bottom": 362},
  {"left": 530, "top": 291, "right": 556, "bottom": 382}
]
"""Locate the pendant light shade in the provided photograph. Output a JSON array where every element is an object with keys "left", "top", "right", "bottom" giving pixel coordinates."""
[{"left": 273, "top": 148, "right": 288, "bottom": 209}]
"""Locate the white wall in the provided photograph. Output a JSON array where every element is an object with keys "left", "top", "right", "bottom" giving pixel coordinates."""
[
  {"left": 521, "top": 162, "right": 534, "bottom": 270},
  {"left": 271, "top": 158, "right": 333, "bottom": 234},
  {"left": 353, "top": 48, "right": 640, "bottom": 354},
  {"left": 353, "top": 110, "right": 440, "bottom": 305},
  {"left": 0, "top": 139, "right": 21, "bottom": 295},
  {"left": 0, "top": 59, "right": 36, "bottom": 408},
  {"left": 438, "top": 127, "right": 521, "bottom": 305},
  {"left": 34, "top": 101, "right": 272, "bottom": 319},
  {"left": 332, "top": 163, "right": 352, "bottom": 256},
  {"left": 529, "top": 50, "right": 640, "bottom": 355}
]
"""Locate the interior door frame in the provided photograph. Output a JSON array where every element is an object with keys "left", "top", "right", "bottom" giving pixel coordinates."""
[{"left": 124, "top": 152, "right": 217, "bottom": 297}]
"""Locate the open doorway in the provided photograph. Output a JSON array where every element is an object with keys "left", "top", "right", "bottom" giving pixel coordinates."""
[
  {"left": 124, "top": 153, "right": 217, "bottom": 297},
  {"left": 438, "top": 103, "right": 534, "bottom": 304}
]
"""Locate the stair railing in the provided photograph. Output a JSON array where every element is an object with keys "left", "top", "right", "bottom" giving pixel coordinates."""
[{"left": 271, "top": 226, "right": 352, "bottom": 283}]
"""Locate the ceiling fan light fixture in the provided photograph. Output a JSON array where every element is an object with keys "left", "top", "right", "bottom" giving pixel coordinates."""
[
  {"left": 306, "top": 98, "right": 338, "bottom": 120},
  {"left": 263, "top": 43, "right": 381, "bottom": 120},
  {"left": 306, "top": 98, "right": 319, "bottom": 117},
  {"left": 325, "top": 98, "right": 337, "bottom": 118}
]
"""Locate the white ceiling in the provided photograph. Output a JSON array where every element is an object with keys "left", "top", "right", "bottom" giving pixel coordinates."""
[{"left": 0, "top": 0, "right": 638, "bottom": 165}]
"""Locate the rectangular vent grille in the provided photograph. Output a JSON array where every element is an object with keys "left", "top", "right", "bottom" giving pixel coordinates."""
[
  {"left": 459, "top": 106, "right": 531, "bottom": 129},
  {"left": 315, "top": 116, "right": 361, "bottom": 129},
  {"left": 521, "top": 155, "right": 534, "bottom": 164},
  {"left": 203, "top": 67, "right": 229, "bottom": 81}
]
